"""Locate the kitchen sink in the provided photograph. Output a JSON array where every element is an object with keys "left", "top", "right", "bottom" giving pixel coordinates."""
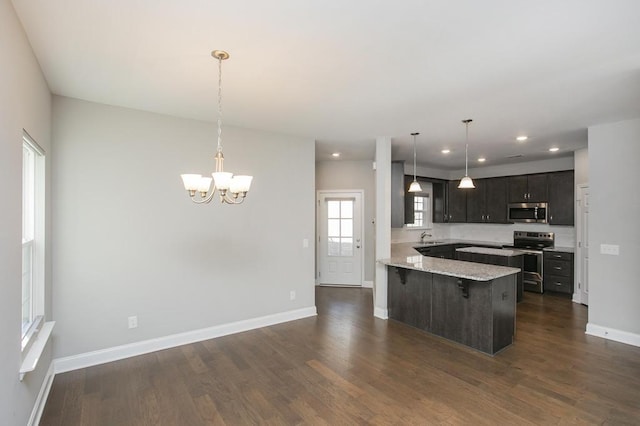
[{"left": 419, "top": 241, "right": 444, "bottom": 245}]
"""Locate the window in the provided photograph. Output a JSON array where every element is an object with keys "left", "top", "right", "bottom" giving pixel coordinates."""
[
  {"left": 22, "top": 133, "right": 45, "bottom": 346},
  {"left": 406, "top": 181, "right": 433, "bottom": 229},
  {"left": 406, "top": 195, "right": 431, "bottom": 228},
  {"left": 326, "top": 199, "right": 354, "bottom": 257}
]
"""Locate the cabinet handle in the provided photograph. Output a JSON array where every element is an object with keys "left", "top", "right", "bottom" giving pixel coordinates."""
[
  {"left": 555, "top": 282, "right": 563, "bottom": 286},
  {"left": 553, "top": 254, "right": 562, "bottom": 258},
  {"left": 554, "top": 266, "right": 562, "bottom": 270},
  {"left": 487, "top": 214, "right": 490, "bottom": 221},
  {"left": 482, "top": 214, "right": 485, "bottom": 221}
]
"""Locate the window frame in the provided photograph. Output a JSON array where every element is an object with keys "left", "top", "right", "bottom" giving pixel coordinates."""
[
  {"left": 21, "top": 131, "right": 45, "bottom": 352},
  {"left": 405, "top": 182, "right": 433, "bottom": 230}
]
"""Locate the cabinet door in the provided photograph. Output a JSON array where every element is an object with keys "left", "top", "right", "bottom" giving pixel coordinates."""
[
  {"left": 431, "top": 275, "right": 493, "bottom": 353},
  {"left": 485, "top": 177, "right": 508, "bottom": 223},
  {"left": 391, "top": 161, "right": 405, "bottom": 228},
  {"left": 548, "top": 170, "right": 574, "bottom": 225},
  {"left": 466, "top": 179, "right": 486, "bottom": 223},
  {"left": 526, "top": 173, "right": 548, "bottom": 202},
  {"left": 432, "top": 181, "right": 447, "bottom": 223},
  {"left": 447, "top": 181, "right": 467, "bottom": 223},
  {"left": 508, "top": 175, "right": 528, "bottom": 203},
  {"left": 387, "top": 268, "right": 431, "bottom": 330},
  {"left": 403, "top": 174, "right": 415, "bottom": 225}
]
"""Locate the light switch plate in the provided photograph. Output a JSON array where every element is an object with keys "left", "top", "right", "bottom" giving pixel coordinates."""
[{"left": 600, "top": 244, "right": 620, "bottom": 256}]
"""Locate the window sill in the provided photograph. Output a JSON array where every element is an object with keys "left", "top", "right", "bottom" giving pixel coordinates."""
[{"left": 20, "top": 321, "right": 55, "bottom": 381}]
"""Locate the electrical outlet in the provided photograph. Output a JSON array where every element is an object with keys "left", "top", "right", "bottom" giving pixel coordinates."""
[
  {"left": 303, "top": 238, "right": 309, "bottom": 248},
  {"left": 600, "top": 244, "right": 620, "bottom": 256},
  {"left": 290, "top": 291, "right": 296, "bottom": 301},
  {"left": 128, "top": 316, "right": 138, "bottom": 329}
]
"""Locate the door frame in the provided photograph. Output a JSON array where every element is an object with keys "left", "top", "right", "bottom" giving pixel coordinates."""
[
  {"left": 574, "top": 183, "right": 589, "bottom": 305},
  {"left": 316, "top": 190, "right": 365, "bottom": 286}
]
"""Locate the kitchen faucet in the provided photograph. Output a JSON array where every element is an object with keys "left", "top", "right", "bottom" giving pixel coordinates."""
[{"left": 420, "top": 231, "right": 432, "bottom": 243}]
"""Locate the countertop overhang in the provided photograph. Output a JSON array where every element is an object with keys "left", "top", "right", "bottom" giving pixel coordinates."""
[{"left": 379, "top": 242, "right": 521, "bottom": 281}]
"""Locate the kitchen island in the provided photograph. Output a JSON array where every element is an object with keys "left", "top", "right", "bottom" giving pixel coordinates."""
[{"left": 380, "top": 243, "right": 520, "bottom": 355}]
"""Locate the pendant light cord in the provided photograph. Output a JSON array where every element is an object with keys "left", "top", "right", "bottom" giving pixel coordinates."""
[
  {"left": 413, "top": 134, "right": 418, "bottom": 180},
  {"left": 465, "top": 123, "right": 469, "bottom": 176}
]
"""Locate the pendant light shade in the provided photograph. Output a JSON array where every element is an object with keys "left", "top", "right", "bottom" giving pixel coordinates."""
[
  {"left": 458, "top": 175, "right": 475, "bottom": 189},
  {"left": 458, "top": 119, "right": 475, "bottom": 189},
  {"left": 408, "top": 180, "right": 422, "bottom": 192},
  {"left": 408, "top": 132, "right": 422, "bottom": 193}
]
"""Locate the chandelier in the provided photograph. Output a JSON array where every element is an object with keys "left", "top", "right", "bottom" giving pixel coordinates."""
[{"left": 180, "top": 50, "right": 253, "bottom": 204}]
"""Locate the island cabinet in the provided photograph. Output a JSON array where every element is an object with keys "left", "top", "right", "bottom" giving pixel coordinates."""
[
  {"left": 509, "top": 173, "right": 548, "bottom": 203},
  {"left": 431, "top": 275, "right": 515, "bottom": 355},
  {"left": 466, "top": 177, "right": 509, "bottom": 223},
  {"left": 388, "top": 268, "right": 431, "bottom": 330},
  {"left": 387, "top": 266, "right": 516, "bottom": 355},
  {"left": 446, "top": 181, "right": 467, "bottom": 223},
  {"left": 547, "top": 170, "right": 575, "bottom": 226}
]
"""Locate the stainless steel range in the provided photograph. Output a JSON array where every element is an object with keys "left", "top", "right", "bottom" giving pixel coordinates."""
[{"left": 505, "top": 231, "right": 555, "bottom": 293}]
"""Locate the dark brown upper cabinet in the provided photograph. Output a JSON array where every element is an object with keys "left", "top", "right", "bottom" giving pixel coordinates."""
[
  {"left": 508, "top": 173, "right": 548, "bottom": 203},
  {"left": 467, "top": 177, "right": 509, "bottom": 223},
  {"left": 547, "top": 170, "right": 575, "bottom": 225}
]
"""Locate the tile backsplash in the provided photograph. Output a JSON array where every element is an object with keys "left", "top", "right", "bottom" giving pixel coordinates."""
[{"left": 391, "top": 223, "right": 575, "bottom": 248}]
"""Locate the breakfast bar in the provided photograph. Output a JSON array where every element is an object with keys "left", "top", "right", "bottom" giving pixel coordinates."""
[{"left": 380, "top": 243, "right": 520, "bottom": 355}]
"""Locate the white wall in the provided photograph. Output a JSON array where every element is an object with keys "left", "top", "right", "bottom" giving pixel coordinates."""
[
  {"left": 51, "top": 96, "right": 316, "bottom": 358},
  {"left": 588, "top": 118, "right": 640, "bottom": 338},
  {"left": 0, "top": 0, "right": 52, "bottom": 423},
  {"left": 316, "top": 160, "right": 375, "bottom": 282},
  {"left": 574, "top": 148, "right": 588, "bottom": 185}
]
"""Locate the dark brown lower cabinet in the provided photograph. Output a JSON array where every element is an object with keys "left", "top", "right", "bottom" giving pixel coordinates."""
[
  {"left": 543, "top": 251, "right": 574, "bottom": 294},
  {"left": 388, "top": 267, "right": 431, "bottom": 330},
  {"left": 387, "top": 266, "right": 516, "bottom": 355},
  {"left": 456, "top": 251, "right": 524, "bottom": 303}
]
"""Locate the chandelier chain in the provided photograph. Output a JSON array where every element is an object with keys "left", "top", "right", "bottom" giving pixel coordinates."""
[{"left": 217, "top": 54, "right": 223, "bottom": 153}]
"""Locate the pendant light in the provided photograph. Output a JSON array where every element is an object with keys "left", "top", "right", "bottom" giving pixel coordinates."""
[
  {"left": 408, "top": 132, "right": 422, "bottom": 193},
  {"left": 458, "top": 119, "right": 475, "bottom": 189}
]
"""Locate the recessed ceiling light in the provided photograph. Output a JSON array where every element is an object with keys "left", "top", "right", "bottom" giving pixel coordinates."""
[
  {"left": 477, "top": 157, "right": 486, "bottom": 162},
  {"left": 331, "top": 152, "right": 340, "bottom": 157},
  {"left": 441, "top": 149, "right": 450, "bottom": 154},
  {"left": 549, "top": 147, "right": 559, "bottom": 152},
  {"left": 516, "top": 136, "right": 528, "bottom": 142}
]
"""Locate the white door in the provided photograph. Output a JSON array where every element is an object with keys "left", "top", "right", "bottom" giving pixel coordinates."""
[
  {"left": 576, "top": 185, "right": 589, "bottom": 305},
  {"left": 317, "top": 192, "right": 363, "bottom": 286}
]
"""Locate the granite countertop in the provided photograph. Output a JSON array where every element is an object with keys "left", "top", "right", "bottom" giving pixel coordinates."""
[
  {"left": 543, "top": 246, "right": 575, "bottom": 254},
  {"left": 456, "top": 246, "right": 524, "bottom": 257},
  {"left": 379, "top": 242, "right": 520, "bottom": 281},
  {"left": 408, "top": 239, "right": 506, "bottom": 249}
]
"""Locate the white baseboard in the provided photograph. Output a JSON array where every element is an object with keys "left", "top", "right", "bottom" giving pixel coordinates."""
[
  {"left": 586, "top": 323, "right": 640, "bottom": 348},
  {"left": 28, "top": 361, "right": 55, "bottom": 426},
  {"left": 54, "top": 306, "right": 317, "bottom": 374},
  {"left": 363, "top": 280, "right": 374, "bottom": 288},
  {"left": 374, "top": 307, "right": 388, "bottom": 319}
]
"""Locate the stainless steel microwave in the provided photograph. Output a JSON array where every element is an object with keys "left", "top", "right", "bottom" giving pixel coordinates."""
[{"left": 507, "top": 202, "right": 548, "bottom": 223}]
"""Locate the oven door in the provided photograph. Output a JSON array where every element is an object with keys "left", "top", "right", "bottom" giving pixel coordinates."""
[{"left": 521, "top": 250, "right": 543, "bottom": 293}]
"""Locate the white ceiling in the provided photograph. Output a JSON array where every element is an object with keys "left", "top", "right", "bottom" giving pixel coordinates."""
[{"left": 12, "top": 0, "right": 640, "bottom": 169}]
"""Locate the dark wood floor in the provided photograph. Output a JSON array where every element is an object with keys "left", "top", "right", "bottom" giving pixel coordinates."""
[{"left": 41, "top": 288, "right": 640, "bottom": 425}]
